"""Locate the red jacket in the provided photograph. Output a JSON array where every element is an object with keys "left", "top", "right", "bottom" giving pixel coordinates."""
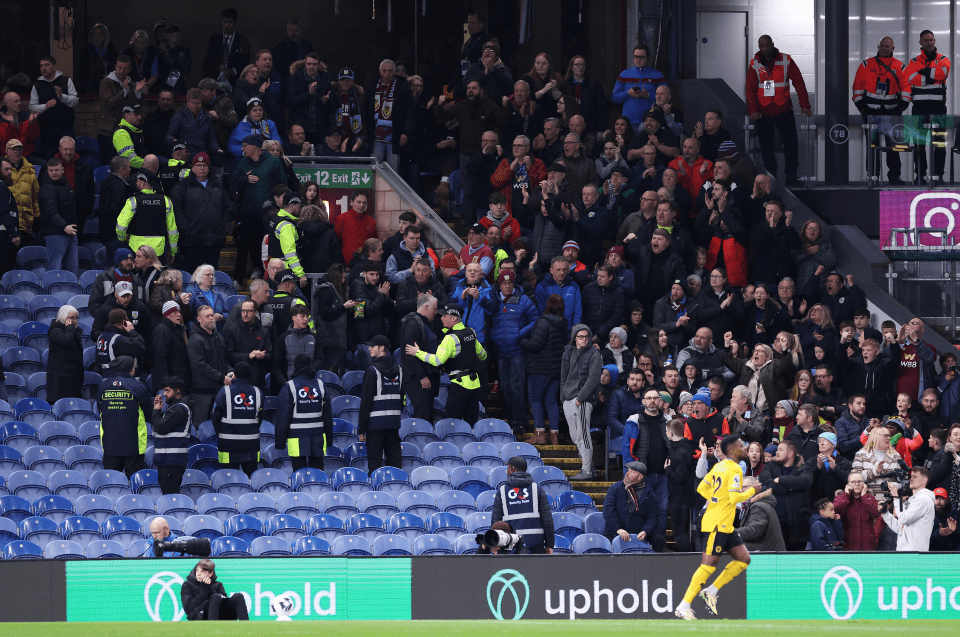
[
  {"left": 833, "top": 490, "right": 881, "bottom": 551},
  {"left": 0, "top": 113, "right": 40, "bottom": 158},
  {"left": 668, "top": 155, "right": 713, "bottom": 202},
  {"left": 333, "top": 208, "right": 378, "bottom": 263},
  {"left": 478, "top": 211, "right": 522, "bottom": 245},
  {"left": 489, "top": 157, "right": 547, "bottom": 213},
  {"left": 746, "top": 50, "right": 811, "bottom": 117}
]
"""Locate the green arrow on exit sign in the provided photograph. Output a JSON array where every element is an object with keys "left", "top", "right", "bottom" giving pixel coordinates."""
[{"left": 293, "top": 166, "right": 374, "bottom": 188}]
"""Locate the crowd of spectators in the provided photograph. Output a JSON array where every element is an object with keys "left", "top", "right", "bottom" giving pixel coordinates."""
[{"left": 1, "top": 10, "right": 958, "bottom": 552}]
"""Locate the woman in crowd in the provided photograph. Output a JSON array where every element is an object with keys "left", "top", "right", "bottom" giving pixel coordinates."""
[
  {"left": 794, "top": 219, "right": 836, "bottom": 293},
  {"left": 227, "top": 97, "right": 280, "bottom": 158},
  {"left": 119, "top": 29, "right": 156, "bottom": 88},
  {"left": 297, "top": 203, "right": 342, "bottom": 278},
  {"left": 76, "top": 23, "right": 118, "bottom": 93},
  {"left": 744, "top": 441, "right": 766, "bottom": 478},
  {"left": 186, "top": 264, "right": 226, "bottom": 325},
  {"left": 606, "top": 117, "right": 634, "bottom": 160},
  {"left": 149, "top": 268, "right": 193, "bottom": 323},
  {"left": 521, "top": 52, "right": 562, "bottom": 120},
  {"left": 556, "top": 95, "right": 580, "bottom": 131},
  {"left": 853, "top": 427, "right": 903, "bottom": 497},
  {"left": 314, "top": 263, "right": 356, "bottom": 375},
  {"left": 521, "top": 294, "right": 567, "bottom": 446},
  {"left": 135, "top": 245, "right": 166, "bottom": 303},
  {"left": 796, "top": 303, "right": 838, "bottom": 366},
  {"left": 47, "top": 305, "right": 83, "bottom": 403},
  {"left": 300, "top": 181, "right": 321, "bottom": 207},
  {"left": 601, "top": 326, "right": 634, "bottom": 386},
  {"left": 558, "top": 55, "right": 608, "bottom": 141},
  {"left": 648, "top": 327, "right": 673, "bottom": 369},
  {"left": 723, "top": 340, "right": 790, "bottom": 416},
  {"left": 788, "top": 369, "right": 817, "bottom": 405},
  {"left": 623, "top": 301, "right": 650, "bottom": 358},
  {"left": 744, "top": 283, "right": 786, "bottom": 348},
  {"left": 263, "top": 139, "right": 301, "bottom": 191},
  {"left": 698, "top": 267, "right": 744, "bottom": 342}
]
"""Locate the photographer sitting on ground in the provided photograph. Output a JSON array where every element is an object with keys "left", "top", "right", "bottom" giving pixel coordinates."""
[
  {"left": 180, "top": 559, "right": 249, "bottom": 621},
  {"left": 490, "top": 456, "right": 555, "bottom": 554},
  {"left": 881, "top": 466, "right": 936, "bottom": 552}
]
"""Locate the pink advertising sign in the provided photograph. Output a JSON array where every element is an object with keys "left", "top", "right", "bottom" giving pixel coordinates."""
[{"left": 879, "top": 190, "right": 960, "bottom": 248}]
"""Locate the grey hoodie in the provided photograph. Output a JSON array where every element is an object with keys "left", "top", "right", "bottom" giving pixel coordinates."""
[{"left": 560, "top": 323, "right": 602, "bottom": 403}]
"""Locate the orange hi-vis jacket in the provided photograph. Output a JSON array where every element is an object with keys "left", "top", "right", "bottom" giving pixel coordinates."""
[
  {"left": 746, "top": 50, "right": 811, "bottom": 117},
  {"left": 905, "top": 49, "right": 951, "bottom": 107},
  {"left": 852, "top": 56, "right": 911, "bottom": 113}
]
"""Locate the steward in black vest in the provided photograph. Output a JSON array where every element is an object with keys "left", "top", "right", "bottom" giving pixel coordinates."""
[
  {"left": 211, "top": 362, "right": 263, "bottom": 476},
  {"left": 358, "top": 336, "right": 404, "bottom": 472},
  {"left": 96, "top": 312, "right": 147, "bottom": 371},
  {"left": 151, "top": 376, "right": 194, "bottom": 494},
  {"left": 491, "top": 457, "right": 555, "bottom": 553},
  {"left": 275, "top": 354, "right": 333, "bottom": 471}
]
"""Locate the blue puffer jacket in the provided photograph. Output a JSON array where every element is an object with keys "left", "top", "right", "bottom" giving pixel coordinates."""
[
  {"left": 227, "top": 117, "right": 281, "bottom": 158},
  {"left": 165, "top": 108, "right": 220, "bottom": 156},
  {"left": 489, "top": 291, "right": 539, "bottom": 359},
  {"left": 608, "top": 387, "right": 644, "bottom": 442},
  {"left": 185, "top": 284, "right": 227, "bottom": 324},
  {"left": 535, "top": 273, "right": 582, "bottom": 334},
  {"left": 449, "top": 278, "right": 497, "bottom": 343},
  {"left": 834, "top": 408, "right": 865, "bottom": 460}
]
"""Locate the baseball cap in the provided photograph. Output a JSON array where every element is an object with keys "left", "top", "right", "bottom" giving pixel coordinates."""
[
  {"left": 192, "top": 152, "right": 210, "bottom": 166},
  {"left": 5, "top": 139, "right": 23, "bottom": 151},
  {"left": 643, "top": 108, "right": 665, "bottom": 125},
  {"left": 277, "top": 269, "right": 298, "bottom": 285},
  {"left": 366, "top": 335, "right": 391, "bottom": 349},
  {"left": 339, "top": 67, "right": 354, "bottom": 80},
  {"left": 440, "top": 303, "right": 463, "bottom": 318},
  {"left": 546, "top": 162, "right": 566, "bottom": 173},
  {"left": 283, "top": 192, "right": 303, "bottom": 206},
  {"left": 935, "top": 487, "right": 949, "bottom": 498},
  {"left": 467, "top": 223, "right": 485, "bottom": 235},
  {"left": 658, "top": 391, "right": 673, "bottom": 404},
  {"left": 624, "top": 461, "right": 648, "bottom": 474},
  {"left": 115, "top": 281, "right": 134, "bottom": 297}
]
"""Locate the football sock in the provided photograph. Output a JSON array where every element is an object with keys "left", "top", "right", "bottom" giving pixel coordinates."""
[
  {"left": 682, "top": 565, "right": 716, "bottom": 605},
  {"left": 709, "top": 560, "right": 748, "bottom": 592}
]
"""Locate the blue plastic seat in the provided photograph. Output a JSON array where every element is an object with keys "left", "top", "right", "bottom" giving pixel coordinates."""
[
  {"left": 344, "top": 512, "right": 384, "bottom": 541},
  {"left": 237, "top": 492, "right": 278, "bottom": 522},
  {"left": 222, "top": 294, "right": 246, "bottom": 313},
  {"left": 41, "top": 270, "right": 82, "bottom": 302},
  {"left": 81, "top": 372, "right": 102, "bottom": 401},
  {"left": 52, "top": 399, "right": 96, "bottom": 427},
  {"left": 68, "top": 294, "right": 90, "bottom": 320},
  {"left": 2, "top": 539, "right": 43, "bottom": 559},
  {"left": 500, "top": 442, "right": 543, "bottom": 469},
  {"left": 101, "top": 515, "right": 144, "bottom": 543},
  {"left": 384, "top": 512, "right": 425, "bottom": 542},
  {"left": 556, "top": 490, "right": 599, "bottom": 517},
  {"left": 476, "top": 490, "right": 497, "bottom": 512},
  {"left": 487, "top": 466, "right": 509, "bottom": 492},
  {"left": 369, "top": 466, "right": 412, "bottom": 497},
  {"left": 6, "top": 470, "right": 50, "bottom": 500},
  {"left": 262, "top": 444, "right": 294, "bottom": 474},
  {"left": 0, "top": 495, "right": 32, "bottom": 525},
  {"left": 211, "top": 535, "right": 251, "bottom": 557},
  {"left": 197, "top": 493, "right": 239, "bottom": 523},
  {"left": 330, "top": 534, "right": 371, "bottom": 556},
  {"left": 290, "top": 468, "right": 331, "bottom": 499},
  {"left": 330, "top": 467, "right": 370, "bottom": 499},
  {"left": 78, "top": 271, "right": 99, "bottom": 295},
  {"left": 47, "top": 470, "right": 91, "bottom": 499},
  {"left": 187, "top": 444, "right": 219, "bottom": 477},
  {"left": 0, "top": 516, "right": 20, "bottom": 548},
  {"left": 422, "top": 442, "right": 463, "bottom": 473},
  {"left": 400, "top": 418, "right": 439, "bottom": 450},
  {"left": 0, "top": 426, "right": 34, "bottom": 460},
  {"left": 372, "top": 533, "right": 412, "bottom": 556},
  {"left": 64, "top": 445, "right": 103, "bottom": 477},
  {"left": 410, "top": 466, "right": 452, "bottom": 498},
  {"left": 0, "top": 323, "right": 17, "bottom": 351},
  {"left": 291, "top": 535, "right": 330, "bottom": 556},
  {"left": 343, "top": 442, "right": 368, "bottom": 472},
  {"left": 210, "top": 469, "right": 253, "bottom": 499},
  {"left": 613, "top": 535, "right": 655, "bottom": 554},
  {"left": 180, "top": 470, "right": 213, "bottom": 501},
  {"left": 277, "top": 492, "right": 319, "bottom": 522},
  {"left": 3, "top": 375, "right": 29, "bottom": 404},
  {"left": 17, "top": 322, "right": 49, "bottom": 352},
  {"left": 43, "top": 538, "right": 84, "bottom": 559},
  {"left": 223, "top": 514, "right": 264, "bottom": 543},
  {"left": 182, "top": 514, "right": 225, "bottom": 540},
  {"left": 32, "top": 494, "right": 75, "bottom": 525},
  {"left": 400, "top": 442, "right": 425, "bottom": 473},
  {"left": 413, "top": 533, "right": 454, "bottom": 555},
  {"left": 474, "top": 419, "right": 516, "bottom": 448},
  {"left": 20, "top": 515, "right": 61, "bottom": 545},
  {"left": 552, "top": 511, "right": 585, "bottom": 542},
  {"left": 126, "top": 537, "right": 153, "bottom": 558},
  {"left": 552, "top": 534, "right": 573, "bottom": 554},
  {"left": 437, "top": 489, "right": 478, "bottom": 519},
  {"left": 435, "top": 418, "right": 477, "bottom": 449},
  {"left": 331, "top": 395, "right": 360, "bottom": 419},
  {"left": 316, "top": 491, "right": 358, "bottom": 521},
  {"left": 331, "top": 419, "right": 358, "bottom": 450},
  {"left": 259, "top": 420, "right": 275, "bottom": 450},
  {"left": 90, "top": 470, "right": 131, "bottom": 501},
  {"left": 13, "top": 397, "right": 50, "bottom": 427},
  {"left": 37, "top": 422, "right": 80, "bottom": 455},
  {"left": 450, "top": 466, "right": 493, "bottom": 501},
  {"left": 530, "top": 465, "right": 571, "bottom": 498},
  {"left": 21, "top": 445, "right": 64, "bottom": 475},
  {"left": 573, "top": 532, "right": 613, "bottom": 554},
  {"left": 303, "top": 513, "right": 345, "bottom": 543},
  {"left": 85, "top": 539, "right": 125, "bottom": 558},
  {"left": 26, "top": 373, "right": 47, "bottom": 401},
  {"left": 251, "top": 468, "right": 291, "bottom": 499},
  {"left": 397, "top": 490, "right": 439, "bottom": 520},
  {"left": 197, "top": 420, "right": 217, "bottom": 446},
  {"left": 27, "top": 295, "right": 62, "bottom": 322},
  {"left": 155, "top": 493, "right": 197, "bottom": 519},
  {"left": 129, "top": 469, "right": 161, "bottom": 497},
  {"left": 424, "top": 511, "right": 466, "bottom": 542},
  {"left": 357, "top": 491, "right": 399, "bottom": 519},
  {"left": 60, "top": 515, "right": 103, "bottom": 544},
  {"left": 74, "top": 494, "right": 116, "bottom": 525},
  {"left": 464, "top": 511, "right": 492, "bottom": 535},
  {"left": 249, "top": 536, "right": 292, "bottom": 556},
  {"left": 1, "top": 273, "right": 41, "bottom": 302}
]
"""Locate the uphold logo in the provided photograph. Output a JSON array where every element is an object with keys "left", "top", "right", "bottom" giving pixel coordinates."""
[
  {"left": 487, "top": 569, "right": 530, "bottom": 620},
  {"left": 820, "top": 566, "right": 863, "bottom": 620},
  {"left": 144, "top": 571, "right": 186, "bottom": 622}
]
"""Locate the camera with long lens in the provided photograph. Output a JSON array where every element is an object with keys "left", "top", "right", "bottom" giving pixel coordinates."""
[
  {"left": 153, "top": 537, "right": 212, "bottom": 558},
  {"left": 877, "top": 460, "right": 912, "bottom": 510},
  {"left": 477, "top": 529, "right": 523, "bottom": 551}
]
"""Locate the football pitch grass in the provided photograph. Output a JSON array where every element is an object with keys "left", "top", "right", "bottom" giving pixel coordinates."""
[{"left": 1, "top": 620, "right": 954, "bottom": 637}]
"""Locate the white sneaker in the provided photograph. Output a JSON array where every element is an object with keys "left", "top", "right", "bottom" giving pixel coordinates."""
[{"left": 675, "top": 608, "right": 697, "bottom": 620}]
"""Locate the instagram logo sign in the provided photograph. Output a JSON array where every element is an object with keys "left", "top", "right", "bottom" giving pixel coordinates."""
[{"left": 879, "top": 191, "right": 960, "bottom": 247}]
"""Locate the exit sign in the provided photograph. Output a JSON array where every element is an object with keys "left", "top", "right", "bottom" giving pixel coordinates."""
[{"left": 294, "top": 166, "right": 373, "bottom": 188}]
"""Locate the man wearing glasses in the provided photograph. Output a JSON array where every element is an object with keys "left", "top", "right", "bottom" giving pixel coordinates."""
[{"left": 612, "top": 44, "right": 665, "bottom": 130}]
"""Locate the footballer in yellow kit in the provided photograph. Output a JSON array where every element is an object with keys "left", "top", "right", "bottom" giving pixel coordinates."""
[{"left": 675, "top": 435, "right": 760, "bottom": 620}]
